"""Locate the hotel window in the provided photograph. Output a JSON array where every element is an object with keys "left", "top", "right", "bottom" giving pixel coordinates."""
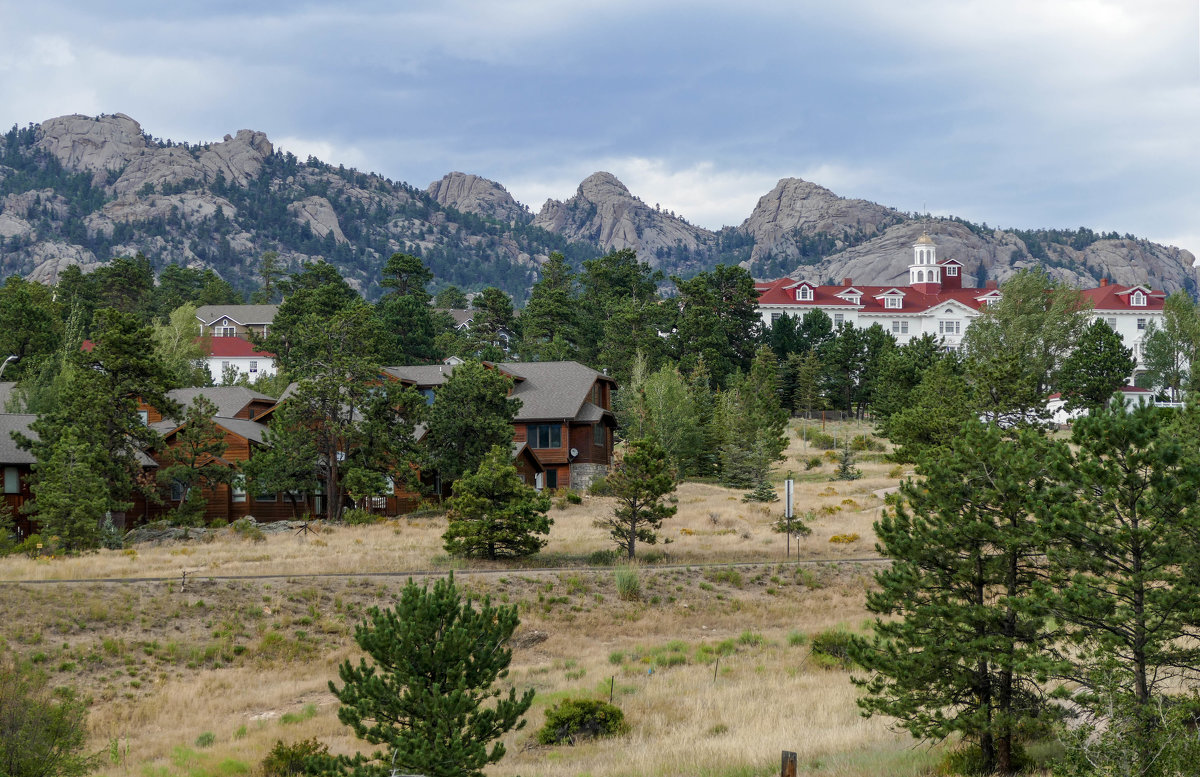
[
  {"left": 1132, "top": 291, "right": 1146, "bottom": 306},
  {"left": 770, "top": 312, "right": 781, "bottom": 324},
  {"left": 1105, "top": 317, "right": 1117, "bottom": 329},
  {"left": 833, "top": 313, "right": 844, "bottom": 326},
  {"left": 221, "top": 360, "right": 231, "bottom": 372},
  {"left": 797, "top": 286, "right": 813, "bottom": 301},
  {"left": 939, "top": 320, "right": 961, "bottom": 335},
  {"left": 946, "top": 266, "right": 959, "bottom": 276},
  {"left": 885, "top": 296, "right": 902, "bottom": 309},
  {"left": 1137, "top": 318, "right": 1146, "bottom": 330},
  {"left": 249, "top": 360, "right": 258, "bottom": 373},
  {"left": 891, "top": 321, "right": 909, "bottom": 335}
]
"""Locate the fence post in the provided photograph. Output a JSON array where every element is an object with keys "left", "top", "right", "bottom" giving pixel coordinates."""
[{"left": 781, "top": 751, "right": 797, "bottom": 777}]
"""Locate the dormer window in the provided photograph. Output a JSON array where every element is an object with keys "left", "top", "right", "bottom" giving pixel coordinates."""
[
  {"left": 884, "top": 296, "right": 902, "bottom": 309},
  {"left": 797, "top": 285, "right": 813, "bottom": 301},
  {"left": 1132, "top": 291, "right": 1146, "bottom": 306},
  {"left": 946, "top": 266, "right": 959, "bottom": 277}
]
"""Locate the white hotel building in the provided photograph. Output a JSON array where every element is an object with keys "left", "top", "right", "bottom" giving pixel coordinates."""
[{"left": 754, "top": 233, "right": 1165, "bottom": 366}]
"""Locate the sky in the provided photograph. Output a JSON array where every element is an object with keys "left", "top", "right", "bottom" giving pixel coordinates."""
[{"left": 1, "top": 1, "right": 1198, "bottom": 258}]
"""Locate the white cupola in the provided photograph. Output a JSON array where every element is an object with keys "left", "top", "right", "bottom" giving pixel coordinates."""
[{"left": 909, "top": 232, "right": 941, "bottom": 286}]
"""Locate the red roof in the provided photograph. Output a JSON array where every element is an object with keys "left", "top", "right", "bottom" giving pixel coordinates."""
[
  {"left": 202, "top": 337, "right": 275, "bottom": 358},
  {"left": 757, "top": 277, "right": 1164, "bottom": 315}
]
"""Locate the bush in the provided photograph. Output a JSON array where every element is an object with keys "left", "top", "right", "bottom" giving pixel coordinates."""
[
  {"left": 230, "top": 518, "right": 265, "bottom": 543},
  {"left": 342, "top": 508, "right": 382, "bottom": 526},
  {"left": 261, "top": 737, "right": 330, "bottom": 777},
  {"left": 810, "top": 627, "right": 856, "bottom": 670},
  {"left": 588, "top": 549, "right": 619, "bottom": 566},
  {"left": 803, "top": 456, "right": 823, "bottom": 471},
  {"left": 805, "top": 430, "right": 837, "bottom": 450},
  {"left": 537, "top": 698, "right": 628, "bottom": 745},
  {"left": 849, "top": 434, "right": 885, "bottom": 452},
  {"left": 614, "top": 566, "right": 641, "bottom": 601},
  {"left": 195, "top": 731, "right": 215, "bottom": 748},
  {"left": 937, "top": 743, "right": 1028, "bottom": 776},
  {"left": 99, "top": 517, "right": 124, "bottom": 550},
  {"left": 586, "top": 476, "right": 611, "bottom": 497}
]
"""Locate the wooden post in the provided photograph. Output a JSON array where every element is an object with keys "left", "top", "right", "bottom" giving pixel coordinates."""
[{"left": 781, "top": 751, "right": 797, "bottom": 777}]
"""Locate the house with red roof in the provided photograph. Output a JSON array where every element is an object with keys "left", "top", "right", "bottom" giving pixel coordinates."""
[
  {"left": 203, "top": 336, "right": 276, "bottom": 384},
  {"left": 755, "top": 233, "right": 1166, "bottom": 368}
]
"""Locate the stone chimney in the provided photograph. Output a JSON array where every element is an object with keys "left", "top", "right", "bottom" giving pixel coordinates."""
[
  {"left": 1100, "top": 278, "right": 1109, "bottom": 287},
  {"left": 842, "top": 278, "right": 853, "bottom": 287}
]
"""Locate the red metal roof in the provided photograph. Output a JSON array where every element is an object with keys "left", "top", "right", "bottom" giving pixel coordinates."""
[
  {"left": 202, "top": 337, "right": 275, "bottom": 358},
  {"left": 757, "top": 277, "right": 1164, "bottom": 314}
]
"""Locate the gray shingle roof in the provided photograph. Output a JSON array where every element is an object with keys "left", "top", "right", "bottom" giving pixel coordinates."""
[
  {"left": 0, "top": 414, "right": 37, "bottom": 465},
  {"left": 194, "top": 304, "right": 280, "bottom": 326},
  {"left": 499, "top": 361, "right": 612, "bottom": 422},
  {"left": 382, "top": 365, "right": 456, "bottom": 386},
  {"left": 211, "top": 417, "right": 269, "bottom": 445},
  {"left": 164, "top": 386, "right": 276, "bottom": 421}
]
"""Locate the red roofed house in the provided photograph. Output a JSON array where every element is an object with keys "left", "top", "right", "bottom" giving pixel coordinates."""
[
  {"left": 203, "top": 336, "right": 276, "bottom": 384},
  {"left": 194, "top": 304, "right": 279, "bottom": 383},
  {"left": 755, "top": 232, "right": 1165, "bottom": 368}
]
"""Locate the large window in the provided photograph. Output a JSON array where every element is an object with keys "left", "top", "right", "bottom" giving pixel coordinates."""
[
  {"left": 3, "top": 467, "right": 19, "bottom": 494},
  {"left": 938, "top": 320, "right": 961, "bottom": 336},
  {"left": 593, "top": 424, "right": 605, "bottom": 447},
  {"left": 529, "top": 424, "right": 562, "bottom": 449},
  {"left": 797, "top": 285, "right": 813, "bottom": 301},
  {"left": 891, "top": 320, "right": 909, "bottom": 335}
]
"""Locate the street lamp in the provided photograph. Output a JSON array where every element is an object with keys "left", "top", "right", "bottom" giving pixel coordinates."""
[{"left": 0, "top": 355, "right": 16, "bottom": 379}]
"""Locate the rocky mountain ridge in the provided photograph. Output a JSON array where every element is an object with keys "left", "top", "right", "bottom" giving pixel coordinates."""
[{"left": 1, "top": 113, "right": 1195, "bottom": 299}]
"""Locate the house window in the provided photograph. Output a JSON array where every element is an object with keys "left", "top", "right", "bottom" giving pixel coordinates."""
[
  {"left": 1105, "top": 317, "right": 1117, "bottom": 329},
  {"left": 885, "top": 296, "right": 902, "bottom": 309},
  {"left": 255, "top": 492, "right": 277, "bottom": 503},
  {"left": 3, "top": 467, "right": 19, "bottom": 494},
  {"left": 249, "top": 360, "right": 258, "bottom": 373},
  {"left": 797, "top": 286, "right": 813, "bottom": 301},
  {"left": 221, "top": 360, "right": 231, "bottom": 372},
  {"left": 770, "top": 312, "right": 781, "bottom": 324},
  {"left": 593, "top": 424, "right": 605, "bottom": 447},
  {"left": 231, "top": 482, "right": 247, "bottom": 503},
  {"left": 529, "top": 424, "right": 562, "bottom": 449},
  {"left": 138, "top": 410, "right": 149, "bottom": 425},
  {"left": 170, "top": 481, "right": 186, "bottom": 502},
  {"left": 939, "top": 320, "right": 961, "bottom": 335},
  {"left": 1132, "top": 291, "right": 1146, "bottom": 306},
  {"left": 218, "top": 326, "right": 236, "bottom": 338},
  {"left": 833, "top": 313, "right": 844, "bottom": 326},
  {"left": 946, "top": 266, "right": 959, "bottom": 276},
  {"left": 421, "top": 388, "right": 435, "bottom": 405},
  {"left": 1137, "top": 318, "right": 1147, "bottom": 330},
  {"left": 891, "top": 321, "right": 909, "bottom": 335}
]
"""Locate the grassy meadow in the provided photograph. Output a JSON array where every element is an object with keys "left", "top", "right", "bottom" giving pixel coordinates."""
[{"left": 0, "top": 419, "right": 949, "bottom": 777}]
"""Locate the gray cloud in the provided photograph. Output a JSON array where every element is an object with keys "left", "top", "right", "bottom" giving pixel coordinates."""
[{"left": 0, "top": 0, "right": 1196, "bottom": 255}]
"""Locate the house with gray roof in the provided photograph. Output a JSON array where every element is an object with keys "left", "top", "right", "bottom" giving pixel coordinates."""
[
  {"left": 384, "top": 360, "right": 617, "bottom": 491},
  {"left": 194, "top": 304, "right": 280, "bottom": 339},
  {"left": 0, "top": 413, "right": 37, "bottom": 536}
]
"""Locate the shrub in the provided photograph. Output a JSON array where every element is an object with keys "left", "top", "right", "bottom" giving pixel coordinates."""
[
  {"left": 537, "top": 698, "right": 628, "bottom": 745},
  {"left": 195, "top": 731, "right": 215, "bottom": 748},
  {"left": 849, "top": 434, "right": 885, "bottom": 452},
  {"left": 342, "top": 508, "right": 382, "bottom": 526},
  {"left": 230, "top": 518, "right": 265, "bottom": 543},
  {"left": 803, "top": 456, "right": 823, "bottom": 471},
  {"left": 614, "top": 566, "right": 641, "bottom": 601},
  {"left": 829, "top": 533, "right": 860, "bottom": 543},
  {"left": 937, "top": 743, "right": 1028, "bottom": 776},
  {"left": 261, "top": 737, "right": 330, "bottom": 777},
  {"left": 565, "top": 490, "right": 583, "bottom": 505},
  {"left": 99, "top": 516, "right": 124, "bottom": 550},
  {"left": 588, "top": 549, "right": 619, "bottom": 566},
  {"left": 805, "top": 430, "right": 837, "bottom": 450},
  {"left": 810, "top": 627, "right": 856, "bottom": 670},
  {"left": 586, "top": 476, "right": 611, "bottom": 497}
]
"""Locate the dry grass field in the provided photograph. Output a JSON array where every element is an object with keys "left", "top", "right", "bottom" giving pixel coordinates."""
[{"left": 0, "top": 420, "right": 948, "bottom": 777}]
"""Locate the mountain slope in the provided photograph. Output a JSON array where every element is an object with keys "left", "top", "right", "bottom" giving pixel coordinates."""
[{"left": 0, "top": 113, "right": 1194, "bottom": 299}]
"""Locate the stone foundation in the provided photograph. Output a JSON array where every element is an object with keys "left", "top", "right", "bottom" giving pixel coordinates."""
[{"left": 569, "top": 462, "right": 609, "bottom": 493}]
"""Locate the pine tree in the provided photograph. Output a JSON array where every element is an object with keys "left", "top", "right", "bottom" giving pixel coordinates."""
[
  {"left": 327, "top": 573, "right": 533, "bottom": 777},
  {"left": 519, "top": 252, "right": 578, "bottom": 362},
  {"left": 851, "top": 422, "right": 1060, "bottom": 774},
  {"left": 443, "top": 445, "right": 552, "bottom": 559},
  {"left": 599, "top": 438, "right": 677, "bottom": 560},
  {"left": 424, "top": 360, "right": 520, "bottom": 486},
  {"left": 158, "top": 396, "right": 232, "bottom": 527},
  {"left": 1054, "top": 318, "right": 1136, "bottom": 415},
  {"left": 1042, "top": 402, "right": 1200, "bottom": 772},
  {"left": 25, "top": 428, "right": 110, "bottom": 551}
]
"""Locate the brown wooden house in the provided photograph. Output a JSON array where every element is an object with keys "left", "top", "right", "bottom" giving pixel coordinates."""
[
  {"left": 383, "top": 360, "right": 617, "bottom": 491},
  {"left": 0, "top": 413, "right": 37, "bottom": 538}
]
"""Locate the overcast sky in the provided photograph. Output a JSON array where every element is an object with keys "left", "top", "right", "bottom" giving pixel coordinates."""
[{"left": 2, "top": 1, "right": 1197, "bottom": 257}]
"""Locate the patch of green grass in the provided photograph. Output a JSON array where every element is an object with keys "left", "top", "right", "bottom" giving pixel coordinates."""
[{"left": 280, "top": 703, "right": 317, "bottom": 725}]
